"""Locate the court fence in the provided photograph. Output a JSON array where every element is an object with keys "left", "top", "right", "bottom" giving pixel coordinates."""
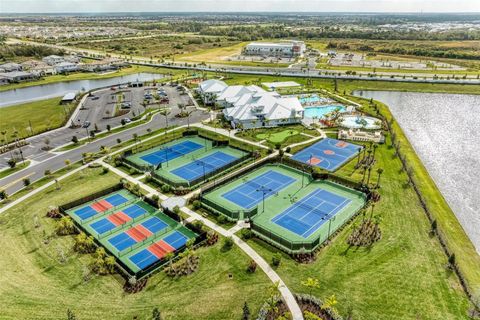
[{"left": 59, "top": 183, "right": 124, "bottom": 212}]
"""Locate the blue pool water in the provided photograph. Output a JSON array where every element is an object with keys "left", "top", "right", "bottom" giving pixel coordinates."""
[{"left": 304, "top": 105, "right": 346, "bottom": 119}]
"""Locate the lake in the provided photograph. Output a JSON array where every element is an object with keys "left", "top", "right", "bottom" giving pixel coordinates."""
[
  {"left": 354, "top": 90, "right": 480, "bottom": 253},
  {"left": 0, "top": 72, "right": 165, "bottom": 107}
]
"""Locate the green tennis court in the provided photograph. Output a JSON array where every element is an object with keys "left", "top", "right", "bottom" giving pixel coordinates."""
[
  {"left": 126, "top": 136, "right": 249, "bottom": 187},
  {"left": 202, "top": 164, "right": 366, "bottom": 252}
]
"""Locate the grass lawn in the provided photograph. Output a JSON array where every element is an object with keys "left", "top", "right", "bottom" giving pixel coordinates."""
[
  {"left": 0, "top": 167, "right": 271, "bottom": 320},
  {"left": 236, "top": 125, "right": 320, "bottom": 148},
  {"left": 0, "top": 161, "right": 30, "bottom": 180},
  {"left": 176, "top": 42, "right": 291, "bottom": 68},
  {"left": 0, "top": 97, "right": 75, "bottom": 143},
  {"left": 245, "top": 136, "right": 472, "bottom": 319}
]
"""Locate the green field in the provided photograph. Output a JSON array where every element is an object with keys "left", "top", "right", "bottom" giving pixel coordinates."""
[
  {"left": 0, "top": 97, "right": 75, "bottom": 143},
  {"left": 241, "top": 137, "right": 473, "bottom": 319},
  {"left": 203, "top": 163, "right": 366, "bottom": 251},
  {"left": 0, "top": 167, "right": 272, "bottom": 319}
]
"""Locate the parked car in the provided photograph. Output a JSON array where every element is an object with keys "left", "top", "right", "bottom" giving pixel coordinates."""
[
  {"left": 121, "top": 102, "right": 131, "bottom": 108},
  {"left": 82, "top": 121, "right": 91, "bottom": 128},
  {"left": 122, "top": 118, "right": 132, "bottom": 124},
  {"left": 90, "top": 96, "right": 100, "bottom": 100}
]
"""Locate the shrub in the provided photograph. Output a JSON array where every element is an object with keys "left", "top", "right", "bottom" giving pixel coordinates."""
[
  {"left": 144, "top": 172, "right": 152, "bottom": 182},
  {"left": 222, "top": 236, "right": 234, "bottom": 251},
  {"left": 7, "top": 158, "right": 16, "bottom": 168},
  {"left": 172, "top": 205, "right": 180, "bottom": 214},
  {"left": 102, "top": 167, "right": 110, "bottom": 174},
  {"left": 275, "top": 143, "right": 281, "bottom": 150},
  {"left": 192, "top": 200, "right": 201, "bottom": 209},
  {"left": 44, "top": 169, "right": 52, "bottom": 176},
  {"left": 267, "top": 148, "right": 273, "bottom": 154},
  {"left": 55, "top": 216, "right": 76, "bottom": 235},
  {"left": 217, "top": 214, "right": 226, "bottom": 224},
  {"left": 285, "top": 146, "right": 291, "bottom": 153},
  {"left": 23, "top": 178, "right": 31, "bottom": 187},
  {"left": 0, "top": 190, "right": 8, "bottom": 200},
  {"left": 272, "top": 252, "right": 282, "bottom": 267},
  {"left": 240, "top": 228, "right": 253, "bottom": 239},
  {"left": 116, "top": 138, "right": 122, "bottom": 144},
  {"left": 151, "top": 194, "right": 159, "bottom": 202},
  {"left": 247, "top": 259, "right": 257, "bottom": 273},
  {"left": 161, "top": 184, "right": 171, "bottom": 193},
  {"left": 71, "top": 136, "right": 78, "bottom": 144}
]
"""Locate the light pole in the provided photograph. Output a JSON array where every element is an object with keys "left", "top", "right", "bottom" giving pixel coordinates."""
[{"left": 256, "top": 186, "right": 273, "bottom": 213}]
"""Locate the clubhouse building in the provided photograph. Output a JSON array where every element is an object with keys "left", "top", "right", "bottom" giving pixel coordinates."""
[{"left": 198, "top": 80, "right": 304, "bottom": 129}]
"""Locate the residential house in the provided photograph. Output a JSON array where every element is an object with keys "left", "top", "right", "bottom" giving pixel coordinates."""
[
  {"left": 0, "top": 62, "right": 22, "bottom": 72},
  {"left": 0, "top": 71, "right": 38, "bottom": 82},
  {"left": 54, "top": 61, "right": 78, "bottom": 73},
  {"left": 43, "top": 55, "right": 65, "bottom": 65}
]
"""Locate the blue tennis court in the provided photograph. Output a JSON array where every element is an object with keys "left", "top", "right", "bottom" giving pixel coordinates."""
[
  {"left": 129, "top": 249, "right": 159, "bottom": 270},
  {"left": 164, "top": 231, "right": 188, "bottom": 249},
  {"left": 291, "top": 138, "right": 362, "bottom": 171},
  {"left": 123, "top": 205, "right": 147, "bottom": 219},
  {"left": 90, "top": 219, "right": 116, "bottom": 234},
  {"left": 105, "top": 194, "right": 128, "bottom": 206},
  {"left": 272, "top": 188, "right": 351, "bottom": 238},
  {"left": 222, "top": 170, "right": 296, "bottom": 209},
  {"left": 142, "top": 217, "right": 168, "bottom": 233},
  {"left": 108, "top": 233, "right": 137, "bottom": 251},
  {"left": 171, "top": 151, "right": 238, "bottom": 182},
  {"left": 140, "top": 140, "right": 203, "bottom": 166},
  {"left": 74, "top": 206, "right": 97, "bottom": 220}
]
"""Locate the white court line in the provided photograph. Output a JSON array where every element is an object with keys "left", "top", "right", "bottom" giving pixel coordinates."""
[{"left": 301, "top": 196, "right": 351, "bottom": 237}]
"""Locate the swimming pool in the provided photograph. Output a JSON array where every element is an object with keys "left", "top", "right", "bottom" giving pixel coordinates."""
[
  {"left": 340, "top": 115, "right": 382, "bottom": 129},
  {"left": 298, "top": 94, "right": 332, "bottom": 105},
  {"left": 304, "top": 105, "right": 346, "bottom": 119}
]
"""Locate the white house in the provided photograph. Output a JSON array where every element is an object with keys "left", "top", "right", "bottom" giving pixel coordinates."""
[
  {"left": 243, "top": 41, "right": 306, "bottom": 58},
  {"left": 0, "top": 71, "right": 38, "bottom": 82},
  {"left": 216, "top": 85, "right": 266, "bottom": 108},
  {"left": 43, "top": 55, "right": 65, "bottom": 66},
  {"left": 197, "top": 79, "right": 228, "bottom": 105},
  {"left": 31, "top": 62, "right": 57, "bottom": 76},
  {"left": 223, "top": 91, "right": 304, "bottom": 129},
  {"left": 0, "top": 62, "right": 22, "bottom": 72},
  {"left": 54, "top": 61, "right": 78, "bottom": 73}
]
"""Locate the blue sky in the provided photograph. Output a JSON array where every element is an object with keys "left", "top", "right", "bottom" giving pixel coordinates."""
[{"left": 0, "top": 0, "right": 479, "bottom": 13}]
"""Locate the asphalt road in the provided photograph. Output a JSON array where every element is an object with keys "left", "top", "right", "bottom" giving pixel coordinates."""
[{"left": 0, "top": 104, "right": 209, "bottom": 196}]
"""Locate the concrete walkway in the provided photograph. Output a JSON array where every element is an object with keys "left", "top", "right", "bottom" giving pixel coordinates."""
[
  {"left": 0, "top": 121, "right": 305, "bottom": 320},
  {"left": 182, "top": 207, "right": 304, "bottom": 320}
]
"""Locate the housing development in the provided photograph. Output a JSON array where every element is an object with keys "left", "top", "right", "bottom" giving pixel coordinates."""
[{"left": 0, "top": 8, "right": 479, "bottom": 320}]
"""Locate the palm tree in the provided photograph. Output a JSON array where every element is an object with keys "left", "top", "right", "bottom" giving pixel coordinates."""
[
  {"left": 376, "top": 168, "right": 384, "bottom": 188},
  {"left": 361, "top": 165, "right": 368, "bottom": 186},
  {"left": 160, "top": 108, "right": 171, "bottom": 135},
  {"left": 366, "top": 166, "right": 372, "bottom": 186}
]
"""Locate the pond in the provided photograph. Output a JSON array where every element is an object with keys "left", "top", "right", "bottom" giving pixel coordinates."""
[
  {"left": 0, "top": 72, "right": 165, "bottom": 107},
  {"left": 354, "top": 90, "right": 480, "bottom": 253}
]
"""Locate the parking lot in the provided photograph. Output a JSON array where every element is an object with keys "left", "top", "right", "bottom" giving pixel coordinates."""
[{"left": 75, "top": 83, "right": 193, "bottom": 131}]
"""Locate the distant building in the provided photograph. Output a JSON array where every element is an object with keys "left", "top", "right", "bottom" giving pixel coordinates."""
[
  {"left": 0, "top": 76, "right": 9, "bottom": 85},
  {"left": 80, "top": 57, "right": 127, "bottom": 72},
  {"left": 43, "top": 55, "right": 65, "bottom": 65},
  {"left": 0, "top": 71, "right": 38, "bottom": 82},
  {"left": 243, "top": 41, "right": 306, "bottom": 57},
  {"left": 54, "top": 61, "right": 78, "bottom": 73},
  {"left": 31, "top": 63, "right": 57, "bottom": 76},
  {"left": 0, "top": 62, "right": 22, "bottom": 72},
  {"left": 197, "top": 79, "right": 228, "bottom": 105}
]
